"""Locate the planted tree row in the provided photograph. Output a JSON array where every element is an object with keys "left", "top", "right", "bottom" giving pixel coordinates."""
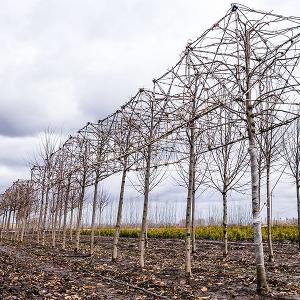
[{"left": 1, "top": 4, "right": 300, "bottom": 295}]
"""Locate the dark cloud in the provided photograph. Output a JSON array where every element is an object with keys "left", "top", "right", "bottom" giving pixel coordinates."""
[{"left": 0, "top": 0, "right": 299, "bottom": 218}]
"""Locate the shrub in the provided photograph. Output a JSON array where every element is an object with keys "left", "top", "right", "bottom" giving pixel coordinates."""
[{"left": 80, "top": 225, "right": 299, "bottom": 242}]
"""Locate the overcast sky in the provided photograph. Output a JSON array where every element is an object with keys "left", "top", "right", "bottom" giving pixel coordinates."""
[{"left": 0, "top": 0, "right": 299, "bottom": 219}]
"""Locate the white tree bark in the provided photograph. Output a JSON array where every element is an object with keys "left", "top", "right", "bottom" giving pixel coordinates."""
[
  {"left": 185, "top": 119, "right": 195, "bottom": 277},
  {"left": 245, "top": 30, "right": 269, "bottom": 294}
]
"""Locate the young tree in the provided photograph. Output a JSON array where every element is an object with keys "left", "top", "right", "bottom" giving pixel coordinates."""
[
  {"left": 126, "top": 89, "right": 166, "bottom": 268},
  {"left": 174, "top": 122, "right": 209, "bottom": 254},
  {"left": 39, "top": 129, "right": 60, "bottom": 246},
  {"left": 88, "top": 120, "right": 113, "bottom": 255},
  {"left": 112, "top": 108, "right": 134, "bottom": 261},
  {"left": 257, "top": 107, "right": 283, "bottom": 262},
  {"left": 243, "top": 29, "right": 269, "bottom": 293},
  {"left": 74, "top": 138, "right": 90, "bottom": 253},
  {"left": 204, "top": 109, "right": 248, "bottom": 257},
  {"left": 282, "top": 117, "right": 300, "bottom": 249}
]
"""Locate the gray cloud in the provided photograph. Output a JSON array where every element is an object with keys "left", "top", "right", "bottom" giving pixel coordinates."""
[
  {"left": 0, "top": 0, "right": 299, "bottom": 213},
  {"left": 1, "top": 0, "right": 295, "bottom": 137}
]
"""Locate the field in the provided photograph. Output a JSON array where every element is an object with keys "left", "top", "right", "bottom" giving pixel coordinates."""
[
  {"left": 3, "top": 2, "right": 300, "bottom": 300},
  {"left": 0, "top": 231, "right": 299, "bottom": 299},
  {"left": 81, "top": 225, "right": 299, "bottom": 242}
]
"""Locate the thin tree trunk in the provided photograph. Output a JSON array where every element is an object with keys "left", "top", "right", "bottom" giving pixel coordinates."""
[
  {"left": 14, "top": 215, "right": 19, "bottom": 241},
  {"left": 223, "top": 190, "right": 228, "bottom": 257},
  {"left": 266, "top": 160, "right": 274, "bottom": 262},
  {"left": 20, "top": 187, "right": 30, "bottom": 243},
  {"left": 52, "top": 188, "right": 61, "bottom": 248},
  {"left": 6, "top": 208, "right": 12, "bottom": 240},
  {"left": 296, "top": 181, "right": 300, "bottom": 250},
  {"left": 20, "top": 214, "right": 27, "bottom": 243},
  {"left": 112, "top": 161, "right": 127, "bottom": 261},
  {"left": 75, "top": 195, "right": 84, "bottom": 252},
  {"left": 90, "top": 173, "right": 99, "bottom": 255},
  {"left": 139, "top": 146, "right": 151, "bottom": 268},
  {"left": 0, "top": 210, "right": 7, "bottom": 240},
  {"left": 191, "top": 161, "right": 196, "bottom": 254},
  {"left": 98, "top": 210, "right": 102, "bottom": 236},
  {"left": 258, "top": 165, "right": 262, "bottom": 208},
  {"left": 62, "top": 177, "right": 71, "bottom": 250},
  {"left": 145, "top": 223, "right": 148, "bottom": 248},
  {"left": 69, "top": 199, "right": 74, "bottom": 241},
  {"left": 11, "top": 209, "right": 15, "bottom": 241},
  {"left": 42, "top": 186, "right": 50, "bottom": 246},
  {"left": 245, "top": 30, "right": 269, "bottom": 294},
  {"left": 57, "top": 193, "right": 64, "bottom": 241},
  {"left": 37, "top": 173, "right": 46, "bottom": 243},
  {"left": 185, "top": 120, "right": 195, "bottom": 277},
  {"left": 75, "top": 175, "right": 86, "bottom": 252},
  {"left": 248, "top": 138, "right": 269, "bottom": 293}
]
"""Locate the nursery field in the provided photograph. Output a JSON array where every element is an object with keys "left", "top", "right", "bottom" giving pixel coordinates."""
[
  {"left": 81, "top": 225, "right": 299, "bottom": 242},
  {"left": 0, "top": 234, "right": 299, "bottom": 299}
]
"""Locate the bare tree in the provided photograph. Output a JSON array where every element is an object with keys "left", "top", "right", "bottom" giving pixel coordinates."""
[
  {"left": 174, "top": 132, "right": 208, "bottom": 253},
  {"left": 4, "top": 4, "right": 300, "bottom": 296},
  {"left": 243, "top": 29, "right": 269, "bottom": 293},
  {"left": 74, "top": 137, "right": 90, "bottom": 253},
  {"left": 204, "top": 109, "right": 248, "bottom": 257},
  {"left": 37, "top": 129, "right": 60, "bottom": 246},
  {"left": 96, "top": 187, "right": 110, "bottom": 228},
  {"left": 112, "top": 108, "right": 134, "bottom": 261},
  {"left": 282, "top": 117, "right": 300, "bottom": 249}
]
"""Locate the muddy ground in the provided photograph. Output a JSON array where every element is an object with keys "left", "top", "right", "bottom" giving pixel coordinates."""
[{"left": 0, "top": 236, "right": 299, "bottom": 299}]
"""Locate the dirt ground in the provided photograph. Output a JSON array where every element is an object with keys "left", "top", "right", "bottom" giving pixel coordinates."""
[{"left": 0, "top": 236, "right": 299, "bottom": 299}]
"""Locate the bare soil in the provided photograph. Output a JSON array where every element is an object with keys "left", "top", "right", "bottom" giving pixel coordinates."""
[{"left": 0, "top": 236, "right": 299, "bottom": 299}]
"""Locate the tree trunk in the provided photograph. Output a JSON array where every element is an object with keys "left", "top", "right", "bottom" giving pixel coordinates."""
[
  {"left": 57, "top": 193, "right": 64, "bottom": 241},
  {"left": 69, "top": 199, "right": 74, "bottom": 241},
  {"left": 112, "top": 161, "right": 127, "bottom": 261},
  {"left": 223, "top": 190, "right": 228, "bottom": 257},
  {"left": 97, "top": 210, "right": 102, "bottom": 236},
  {"left": 258, "top": 166, "right": 262, "bottom": 208},
  {"left": 248, "top": 140, "right": 269, "bottom": 293},
  {"left": 296, "top": 182, "right": 300, "bottom": 250},
  {"left": 191, "top": 161, "right": 196, "bottom": 254},
  {"left": 0, "top": 210, "right": 7, "bottom": 240},
  {"left": 145, "top": 223, "right": 148, "bottom": 248},
  {"left": 245, "top": 30, "right": 269, "bottom": 294},
  {"left": 52, "top": 188, "right": 61, "bottom": 248},
  {"left": 6, "top": 208, "right": 12, "bottom": 240},
  {"left": 139, "top": 146, "right": 151, "bottom": 268},
  {"left": 90, "top": 173, "right": 100, "bottom": 255},
  {"left": 11, "top": 209, "right": 15, "bottom": 241},
  {"left": 20, "top": 214, "right": 27, "bottom": 243},
  {"left": 266, "top": 160, "right": 274, "bottom": 262},
  {"left": 75, "top": 175, "right": 86, "bottom": 252},
  {"left": 185, "top": 120, "right": 195, "bottom": 277},
  {"left": 37, "top": 172, "right": 46, "bottom": 243},
  {"left": 62, "top": 177, "right": 71, "bottom": 250},
  {"left": 14, "top": 215, "right": 19, "bottom": 241},
  {"left": 42, "top": 186, "right": 50, "bottom": 246},
  {"left": 37, "top": 197, "right": 44, "bottom": 243}
]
